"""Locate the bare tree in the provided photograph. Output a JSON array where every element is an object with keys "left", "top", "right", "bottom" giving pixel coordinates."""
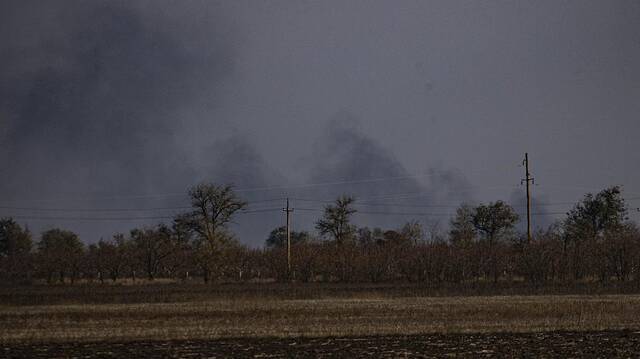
[
  {"left": 131, "top": 225, "right": 176, "bottom": 281},
  {"left": 472, "top": 201, "right": 519, "bottom": 284},
  {"left": 0, "top": 218, "right": 33, "bottom": 283},
  {"left": 449, "top": 205, "right": 477, "bottom": 282},
  {"left": 564, "top": 186, "right": 627, "bottom": 281},
  {"left": 315, "top": 195, "right": 357, "bottom": 244},
  {"left": 177, "top": 183, "right": 247, "bottom": 283},
  {"left": 37, "top": 229, "right": 84, "bottom": 284},
  {"left": 315, "top": 195, "right": 358, "bottom": 281}
]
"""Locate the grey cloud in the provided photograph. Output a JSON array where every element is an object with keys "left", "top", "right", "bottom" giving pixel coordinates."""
[
  {"left": 1, "top": 2, "right": 233, "bottom": 198},
  {"left": 300, "top": 111, "right": 472, "bottom": 231},
  {"left": 0, "top": 1, "right": 236, "bottom": 240},
  {"left": 202, "top": 134, "right": 287, "bottom": 246},
  {"left": 2, "top": 1, "right": 639, "bottom": 244}
]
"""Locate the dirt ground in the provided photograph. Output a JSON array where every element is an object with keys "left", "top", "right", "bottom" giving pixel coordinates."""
[{"left": 3, "top": 330, "right": 640, "bottom": 358}]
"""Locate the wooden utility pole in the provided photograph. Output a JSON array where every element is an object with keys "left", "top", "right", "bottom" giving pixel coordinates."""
[
  {"left": 522, "top": 153, "right": 534, "bottom": 243},
  {"left": 283, "top": 198, "right": 293, "bottom": 279}
]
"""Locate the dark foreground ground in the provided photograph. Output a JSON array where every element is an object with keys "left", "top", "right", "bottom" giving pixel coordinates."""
[{"left": 4, "top": 331, "right": 640, "bottom": 358}]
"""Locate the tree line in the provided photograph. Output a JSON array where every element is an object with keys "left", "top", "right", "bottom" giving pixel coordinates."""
[{"left": 1, "top": 184, "right": 639, "bottom": 286}]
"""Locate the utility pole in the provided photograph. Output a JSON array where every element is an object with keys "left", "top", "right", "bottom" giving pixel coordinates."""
[
  {"left": 521, "top": 153, "right": 534, "bottom": 243},
  {"left": 283, "top": 198, "right": 293, "bottom": 279}
]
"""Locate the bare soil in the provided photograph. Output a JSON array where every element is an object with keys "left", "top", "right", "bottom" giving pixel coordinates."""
[{"left": 3, "top": 331, "right": 639, "bottom": 358}]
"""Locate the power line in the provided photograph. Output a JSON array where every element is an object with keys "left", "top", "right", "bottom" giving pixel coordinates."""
[
  {"left": 3, "top": 178, "right": 638, "bottom": 208},
  {"left": 239, "top": 208, "right": 284, "bottom": 214},
  {"left": 8, "top": 215, "right": 175, "bottom": 221},
  {"left": 291, "top": 196, "right": 640, "bottom": 209},
  {"left": 0, "top": 205, "right": 192, "bottom": 212},
  {"left": 3, "top": 207, "right": 283, "bottom": 221},
  {"left": 295, "top": 207, "right": 567, "bottom": 217},
  {"left": 0, "top": 165, "right": 523, "bottom": 203},
  {"left": 2, "top": 194, "right": 637, "bottom": 215},
  {"left": 291, "top": 197, "right": 582, "bottom": 209},
  {"left": 0, "top": 198, "right": 285, "bottom": 213},
  {"left": 290, "top": 185, "right": 522, "bottom": 202}
]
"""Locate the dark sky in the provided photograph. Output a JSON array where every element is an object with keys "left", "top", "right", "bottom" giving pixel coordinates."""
[{"left": 1, "top": 1, "right": 639, "bottom": 246}]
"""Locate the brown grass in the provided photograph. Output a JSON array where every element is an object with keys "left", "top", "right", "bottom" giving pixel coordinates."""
[
  {"left": 3, "top": 281, "right": 640, "bottom": 306},
  {"left": 2, "top": 294, "right": 640, "bottom": 343}
]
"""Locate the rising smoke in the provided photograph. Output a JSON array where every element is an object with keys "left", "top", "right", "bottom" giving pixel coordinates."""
[
  {"left": 1, "top": 2, "right": 483, "bottom": 246},
  {"left": 301, "top": 111, "right": 474, "bottom": 234},
  {"left": 0, "top": 1, "right": 239, "bottom": 240}
]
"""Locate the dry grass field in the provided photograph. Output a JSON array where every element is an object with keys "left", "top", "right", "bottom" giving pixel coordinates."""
[
  {"left": 3, "top": 284, "right": 640, "bottom": 356},
  {"left": 3, "top": 292, "right": 640, "bottom": 343}
]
